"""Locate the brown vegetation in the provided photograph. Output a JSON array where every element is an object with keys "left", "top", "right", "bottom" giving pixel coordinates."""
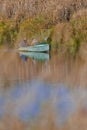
[
  {"left": 51, "top": 8, "right": 87, "bottom": 55},
  {"left": 0, "top": 0, "right": 87, "bottom": 54},
  {"left": 0, "top": 0, "right": 87, "bottom": 22}
]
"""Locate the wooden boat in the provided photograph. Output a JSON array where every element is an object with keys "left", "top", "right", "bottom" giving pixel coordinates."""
[
  {"left": 19, "top": 52, "right": 49, "bottom": 61},
  {"left": 18, "top": 43, "right": 49, "bottom": 52}
]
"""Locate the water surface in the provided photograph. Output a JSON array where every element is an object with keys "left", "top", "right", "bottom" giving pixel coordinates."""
[{"left": 0, "top": 51, "right": 87, "bottom": 129}]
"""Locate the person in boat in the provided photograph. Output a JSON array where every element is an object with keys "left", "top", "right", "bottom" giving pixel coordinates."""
[
  {"left": 19, "top": 38, "right": 27, "bottom": 47},
  {"left": 31, "top": 38, "right": 39, "bottom": 46}
]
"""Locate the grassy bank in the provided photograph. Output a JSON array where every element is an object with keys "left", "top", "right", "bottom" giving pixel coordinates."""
[
  {"left": 51, "top": 9, "right": 87, "bottom": 55},
  {"left": 0, "top": 19, "right": 18, "bottom": 47},
  {"left": 0, "top": 4, "right": 87, "bottom": 56}
]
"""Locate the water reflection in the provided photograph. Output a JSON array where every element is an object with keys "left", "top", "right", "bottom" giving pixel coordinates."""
[
  {"left": 0, "top": 52, "right": 87, "bottom": 129},
  {"left": 19, "top": 54, "right": 28, "bottom": 62},
  {"left": 19, "top": 52, "right": 50, "bottom": 62},
  {"left": 0, "top": 80, "right": 87, "bottom": 128},
  {"left": 0, "top": 80, "right": 74, "bottom": 123}
]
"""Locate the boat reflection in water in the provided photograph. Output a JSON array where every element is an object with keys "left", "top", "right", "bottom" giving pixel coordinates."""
[{"left": 19, "top": 52, "right": 50, "bottom": 61}]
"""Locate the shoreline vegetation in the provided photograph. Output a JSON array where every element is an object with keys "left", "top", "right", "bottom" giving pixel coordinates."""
[{"left": 0, "top": 0, "right": 87, "bottom": 56}]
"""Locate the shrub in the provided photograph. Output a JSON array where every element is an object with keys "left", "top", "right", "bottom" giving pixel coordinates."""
[
  {"left": 17, "top": 15, "right": 54, "bottom": 44},
  {"left": 0, "top": 20, "right": 18, "bottom": 47}
]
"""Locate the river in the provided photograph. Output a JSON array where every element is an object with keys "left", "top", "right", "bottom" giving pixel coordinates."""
[{"left": 0, "top": 51, "right": 87, "bottom": 130}]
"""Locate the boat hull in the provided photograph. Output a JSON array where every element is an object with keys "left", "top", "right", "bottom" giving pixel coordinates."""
[{"left": 19, "top": 44, "right": 49, "bottom": 52}]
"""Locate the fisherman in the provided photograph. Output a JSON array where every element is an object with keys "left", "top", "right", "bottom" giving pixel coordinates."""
[
  {"left": 31, "top": 38, "right": 38, "bottom": 46},
  {"left": 19, "top": 37, "right": 27, "bottom": 47}
]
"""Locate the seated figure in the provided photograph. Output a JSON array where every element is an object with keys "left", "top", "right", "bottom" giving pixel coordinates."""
[
  {"left": 31, "top": 38, "right": 38, "bottom": 46},
  {"left": 19, "top": 38, "right": 27, "bottom": 47}
]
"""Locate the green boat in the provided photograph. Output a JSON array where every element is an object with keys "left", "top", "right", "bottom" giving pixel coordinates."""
[
  {"left": 19, "top": 52, "right": 49, "bottom": 61},
  {"left": 19, "top": 44, "right": 49, "bottom": 52}
]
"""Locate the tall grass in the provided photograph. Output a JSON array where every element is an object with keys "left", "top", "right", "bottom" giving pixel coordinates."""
[
  {"left": 0, "top": 0, "right": 86, "bottom": 21},
  {"left": 0, "top": 19, "right": 18, "bottom": 47},
  {"left": 16, "top": 14, "right": 54, "bottom": 45},
  {"left": 51, "top": 9, "right": 87, "bottom": 55},
  {"left": 0, "top": 0, "right": 87, "bottom": 55}
]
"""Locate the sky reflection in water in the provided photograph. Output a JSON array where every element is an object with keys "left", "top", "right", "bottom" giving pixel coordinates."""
[{"left": 0, "top": 80, "right": 76, "bottom": 126}]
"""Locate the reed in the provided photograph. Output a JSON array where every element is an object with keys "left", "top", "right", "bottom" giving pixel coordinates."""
[
  {"left": 0, "top": 0, "right": 86, "bottom": 21},
  {"left": 0, "top": 0, "right": 86, "bottom": 56},
  {"left": 51, "top": 9, "right": 87, "bottom": 55}
]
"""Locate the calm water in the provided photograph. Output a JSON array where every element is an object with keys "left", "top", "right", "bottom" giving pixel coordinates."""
[{"left": 0, "top": 51, "right": 87, "bottom": 129}]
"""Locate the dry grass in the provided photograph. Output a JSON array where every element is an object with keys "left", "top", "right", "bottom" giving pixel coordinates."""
[
  {"left": 0, "top": 0, "right": 87, "bottom": 22},
  {"left": 0, "top": 0, "right": 87, "bottom": 53},
  {"left": 51, "top": 8, "right": 87, "bottom": 55}
]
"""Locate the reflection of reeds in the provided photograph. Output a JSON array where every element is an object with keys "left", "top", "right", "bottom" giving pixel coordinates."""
[
  {"left": 0, "top": 51, "right": 87, "bottom": 129},
  {"left": 62, "top": 107, "right": 87, "bottom": 130},
  {"left": 0, "top": 51, "right": 87, "bottom": 87},
  {"left": 40, "top": 54, "right": 87, "bottom": 87},
  {"left": 0, "top": 116, "right": 26, "bottom": 130},
  {"left": 0, "top": 101, "right": 58, "bottom": 130},
  {"left": 1, "top": 106, "right": 87, "bottom": 130},
  {"left": 27, "top": 103, "right": 57, "bottom": 130},
  {"left": 0, "top": 52, "right": 44, "bottom": 87}
]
